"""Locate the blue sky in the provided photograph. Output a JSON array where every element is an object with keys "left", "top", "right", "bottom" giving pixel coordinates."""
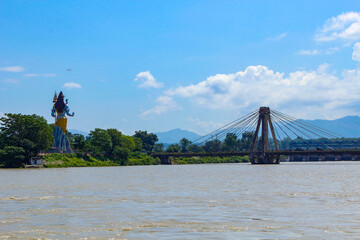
[{"left": 1, "top": 0, "right": 360, "bottom": 135}]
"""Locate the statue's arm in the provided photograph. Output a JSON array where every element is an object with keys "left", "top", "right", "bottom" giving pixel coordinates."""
[
  {"left": 65, "top": 105, "right": 75, "bottom": 117},
  {"left": 51, "top": 106, "right": 56, "bottom": 117}
]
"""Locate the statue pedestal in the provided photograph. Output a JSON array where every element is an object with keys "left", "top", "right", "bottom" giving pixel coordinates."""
[{"left": 53, "top": 126, "right": 72, "bottom": 153}]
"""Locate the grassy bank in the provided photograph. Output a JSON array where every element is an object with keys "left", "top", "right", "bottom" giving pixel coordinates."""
[
  {"left": 38, "top": 153, "right": 248, "bottom": 168},
  {"left": 41, "top": 153, "right": 119, "bottom": 168},
  {"left": 40, "top": 152, "right": 161, "bottom": 168},
  {"left": 172, "top": 156, "right": 249, "bottom": 164}
]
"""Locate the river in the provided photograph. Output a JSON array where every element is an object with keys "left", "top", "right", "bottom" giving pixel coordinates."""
[{"left": 1, "top": 162, "right": 359, "bottom": 239}]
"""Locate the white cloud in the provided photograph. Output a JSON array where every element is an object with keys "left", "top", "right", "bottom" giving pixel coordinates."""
[
  {"left": 141, "top": 95, "right": 179, "bottom": 118},
  {"left": 143, "top": 59, "right": 360, "bottom": 120},
  {"left": 296, "top": 47, "right": 340, "bottom": 56},
  {"left": 2, "top": 78, "right": 18, "bottom": 84},
  {"left": 315, "top": 12, "right": 360, "bottom": 42},
  {"left": 352, "top": 42, "right": 360, "bottom": 62},
  {"left": 267, "top": 32, "right": 288, "bottom": 41},
  {"left": 63, "top": 82, "right": 82, "bottom": 89},
  {"left": 296, "top": 49, "right": 321, "bottom": 55},
  {"left": 0, "top": 66, "right": 25, "bottom": 72},
  {"left": 23, "top": 73, "right": 56, "bottom": 77},
  {"left": 0, "top": 112, "right": 4, "bottom": 118},
  {"left": 134, "top": 71, "right": 164, "bottom": 88}
]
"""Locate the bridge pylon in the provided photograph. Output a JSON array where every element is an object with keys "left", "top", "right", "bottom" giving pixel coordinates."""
[{"left": 250, "top": 107, "right": 280, "bottom": 164}]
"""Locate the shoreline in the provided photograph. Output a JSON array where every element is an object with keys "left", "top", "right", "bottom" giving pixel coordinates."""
[{"left": 1, "top": 153, "right": 250, "bottom": 168}]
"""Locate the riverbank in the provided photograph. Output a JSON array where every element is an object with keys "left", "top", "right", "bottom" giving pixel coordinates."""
[
  {"left": 40, "top": 153, "right": 161, "bottom": 168},
  {"left": 37, "top": 153, "right": 249, "bottom": 168}
]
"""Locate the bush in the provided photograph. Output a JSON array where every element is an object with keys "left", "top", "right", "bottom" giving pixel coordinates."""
[
  {"left": 0, "top": 146, "right": 26, "bottom": 168},
  {"left": 113, "top": 146, "right": 130, "bottom": 165},
  {"left": 0, "top": 113, "right": 53, "bottom": 160}
]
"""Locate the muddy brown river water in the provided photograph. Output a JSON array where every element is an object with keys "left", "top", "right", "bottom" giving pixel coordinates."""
[{"left": 1, "top": 162, "right": 360, "bottom": 239}]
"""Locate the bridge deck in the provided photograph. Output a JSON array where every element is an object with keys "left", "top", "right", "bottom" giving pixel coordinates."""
[{"left": 152, "top": 149, "right": 360, "bottom": 159}]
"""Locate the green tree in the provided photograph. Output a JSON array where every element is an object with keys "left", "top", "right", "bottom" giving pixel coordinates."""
[
  {"left": 153, "top": 143, "right": 164, "bottom": 152},
  {"left": 203, "top": 139, "right": 222, "bottom": 152},
  {"left": 179, "top": 138, "right": 192, "bottom": 152},
  {"left": 72, "top": 134, "right": 86, "bottom": 151},
  {"left": 238, "top": 131, "right": 255, "bottom": 151},
  {"left": 0, "top": 113, "right": 53, "bottom": 161},
  {"left": 187, "top": 144, "right": 202, "bottom": 152},
  {"left": 223, "top": 133, "right": 238, "bottom": 151},
  {"left": 113, "top": 146, "right": 130, "bottom": 165},
  {"left": 133, "top": 137, "right": 143, "bottom": 151},
  {"left": 166, "top": 144, "right": 180, "bottom": 152},
  {"left": 88, "top": 128, "right": 112, "bottom": 155},
  {"left": 133, "top": 130, "right": 158, "bottom": 152},
  {"left": 0, "top": 146, "right": 25, "bottom": 168},
  {"left": 106, "top": 128, "right": 122, "bottom": 147},
  {"left": 120, "top": 135, "right": 136, "bottom": 152}
]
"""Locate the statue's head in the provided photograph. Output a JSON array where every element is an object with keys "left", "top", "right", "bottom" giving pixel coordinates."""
[{"left": 55, "top": 91, "right": 65, "bottom": 112}]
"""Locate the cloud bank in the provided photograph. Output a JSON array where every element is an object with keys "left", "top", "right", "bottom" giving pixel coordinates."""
[
  {"left": 134, "top": 71, "right": 164, "bottom": 89},
  {"left": 0, "top": 66, "right": 25, "bottom": 72},
  {"left": 315, "top": 12, "right": 360, "bottom": 42},
  {"left": 267, "top": 32, "right": 288, "bottom": 41},
  {"left": 23, "top": 73, "right": 56, "bottom": 77},
  {"left": 143, "top": 45, "right": 360, "bottom": 120},
  {"left": 353, "top": 42, "right": 360, "bottom": 62},
  {"left": 64, "top": 82, "right": 82, "bottom": 89}
]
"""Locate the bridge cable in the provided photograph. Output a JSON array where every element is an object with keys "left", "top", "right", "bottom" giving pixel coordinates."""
[
  {"left": 271, "top": 112, "right": 335, "bottom": 150},
  {"left": 192, "top": 109, "right": 258, "bottom": 144},
  {"left": 270, "top": 113, "right": 314, "bottom": 149}
]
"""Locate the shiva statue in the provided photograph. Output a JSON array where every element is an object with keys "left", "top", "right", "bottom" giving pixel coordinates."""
[
  {"left": 51, "top": 91, "right": 75, "bottom": 133},
  {"left": 51, "top": 91, "right": 74, "bottom": 153}
]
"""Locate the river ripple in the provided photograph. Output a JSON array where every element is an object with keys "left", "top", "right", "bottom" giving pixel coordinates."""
[{"left": 1, "top": 162, "right": 360, "bottom": 239}]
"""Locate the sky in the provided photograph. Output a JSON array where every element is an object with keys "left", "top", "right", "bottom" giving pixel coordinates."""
[{"left": 1, "top": 0, "right": 360, "bottom": 135}]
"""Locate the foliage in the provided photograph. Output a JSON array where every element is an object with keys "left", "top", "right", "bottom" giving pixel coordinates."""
[
  {"left": 0, "top": 146, "right": 25, "bottom": 168},
  {"left": 41, "top": 153, "right": 118, "bottom": 168},
  {"left": 223, "top": 133, "right": 238, "bottom": 151},
  {"left": 133, "top": 137, "right": 143, "bottom": 151},
  {"left": 128, "top": 152, "right": 160, "bottom": 165},
  {"left": 203, "top": 139, "right": 222, "bottom": 152},
  {"left": 238, "top": 131, "right": 254, "bottom": 151},
  {"left": 166, "top": 144, "right": 180, "bottom": 152},
  {"left": 120, "top": 135, "right": 136, "bottom": 152},
  {"left": 187, "top": 144, "right": 202, "bottom": 152},
  {"left": 179, "top": 138, "right": 192, "bottom": 152},
  {"left": 106, "top": 128, "right": 122, "bottom": 154},
  {"left": 153, "top": 143, "right": 164, "bottom": 152},
  {"left": 88, "top": 128, "right": 112, "bottom": 155},
  {"left": 133, "top": 130, "right": 158, "bottom": 152},
  {"left": 0, "top": 113, "right": 53, "bottom": 161},
  {"left": 113, "top": 146, "right": 130, "bottom": 165},
  {"left": 72, "top": 134, "right": 86, "bottom": 150},
  {"left": 173, "top": 156, "right": 249, "bottom": 164}
]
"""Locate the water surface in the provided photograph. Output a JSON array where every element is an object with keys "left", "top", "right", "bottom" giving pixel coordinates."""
[{"left": 1, "top": 162, "right": 359, "bottom": 239}]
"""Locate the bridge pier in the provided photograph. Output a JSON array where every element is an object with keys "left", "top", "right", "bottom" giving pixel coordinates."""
[
  {"left": 250, "top": 153, "right": 280, "bottom": 164},
  {"left": 157, "top": 155, "right": 173, "bottom": 164},
  {"left": 250, "top": 107, "right": 280, "bottom": 164}
]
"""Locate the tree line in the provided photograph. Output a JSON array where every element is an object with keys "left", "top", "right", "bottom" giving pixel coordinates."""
[
  {"left": 0, "top": 113, "right": 160, "bottom": 167},
  {"left": 1, "top": 113, "right": 359, "bottom": 167}
]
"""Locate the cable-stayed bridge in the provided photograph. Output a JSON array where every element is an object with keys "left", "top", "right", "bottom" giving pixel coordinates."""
[{"left": 152, "top": 107, "right": 360, "bottom": 164}]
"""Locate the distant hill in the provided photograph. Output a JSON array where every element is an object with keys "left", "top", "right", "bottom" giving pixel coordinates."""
[
  {"left": 155, "top": 128, "right": 201, "bottom": 144},
  {"left": 303, "top": 116, "right": 360, "bottom": 138},
  {"left": 155, "top": 116, "right": 360, "bottom": 144},
  {"left": 69, "top": 129, "right": 89, "bottom": 137},
  {"left": 67, "top": 116, "right": 360, "bottom": 144}
]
